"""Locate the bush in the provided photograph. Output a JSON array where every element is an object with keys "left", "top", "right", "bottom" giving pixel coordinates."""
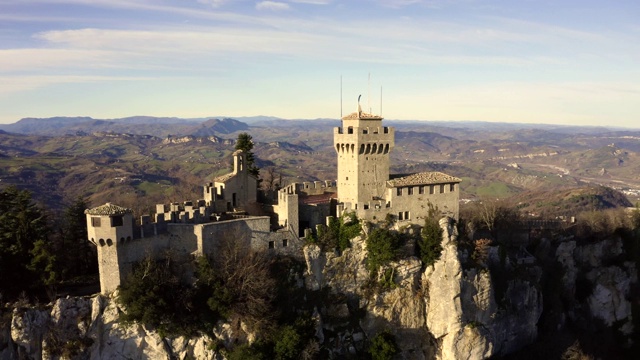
[
  {"left": 417, "top": 217, "right": 443, "bottom": 268},
  {"left": 118, "top": 255, "right": 200, "bottom": 336},
  {"left": 339, "top": 212, "right": 362, "bottom": 251},
  {"left": 274, "top": 325, "right": 303, "bottom": 360},
  {"left": 369, "top": 330, "right": 399, "bottom": 360},
  {"left": 366, "top": 228, "right": 402, "bottom": 276},
  {"left": 316, "top": 213, "right": 361, "bottom": 252}
]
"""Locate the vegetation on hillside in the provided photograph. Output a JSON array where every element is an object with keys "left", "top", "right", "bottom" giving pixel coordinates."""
[
  {"left": 417, "top": 216, "right": 444, "bottom": 268},
  {"left": 0, "top": 187, "right": 96, "bottom": 302},
  {"left": 308, "top": 212, "right": 361, "bottom": 252},
  {"left": 117, "top": 233, "right": 321, "bottom": 358}
]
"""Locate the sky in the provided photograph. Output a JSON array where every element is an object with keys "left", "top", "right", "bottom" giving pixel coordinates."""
[{"left": 0, "top": 0, "right": 639, "bottom": 127}]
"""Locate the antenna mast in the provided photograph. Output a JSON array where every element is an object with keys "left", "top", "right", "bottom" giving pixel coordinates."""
[
  {"left": 380, "top": 86, "right": 382, "bottom": 117},
  {"left": 340, "top": 75, "right": 343, "bottom": 119},
  {"left": 368, "top": 72, "right": 371, "bottom": 114}
]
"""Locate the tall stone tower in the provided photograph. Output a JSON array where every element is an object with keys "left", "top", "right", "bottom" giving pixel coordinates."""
[
  {"left": 85, "top": 203, "right": 134, "bottom": 294},
  {"left": 334, "top": 100, "right": 395, "bottom": 207}
]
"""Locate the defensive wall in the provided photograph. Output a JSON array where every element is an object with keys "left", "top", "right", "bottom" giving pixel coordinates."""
[{"left": 87, "top": 201, "right": 300, "bottom": 294}]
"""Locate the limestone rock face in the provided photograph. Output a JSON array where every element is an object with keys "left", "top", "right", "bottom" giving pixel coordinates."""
[
  {"left": 324, "top": 236, "right": 370, "bottom": 295},
  {"left": 556, "top": 236, "right": 637, "bottom": 339},
  {"left": 5, "top": 296, "right": 219, "bottom": 360},
  {"left": 362, "top": 258, "right": 429, "bottom": 359},
  {"left": 586, "top": 264, "right": 636, "bottom": 333},
  {"left": 425, "top": 218, "right": 543, "bottom": 360},
  {"left": 303, "top": 244, "right": 324, "bottom": 291},
  {"left": 10, "top": 307, "right": 49, "bottom": 360},
  {"left": 556, "top": 240, "right": 577, "bottom": 294}
]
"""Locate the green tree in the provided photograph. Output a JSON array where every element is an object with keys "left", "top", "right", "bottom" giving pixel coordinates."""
[
  {"left": 59, "top": 197, "right": 96, "bottom": 279},
  {"left": 235, "top": 132, "right": 260, "bottom": 177},
  {"left": 118, "top": 255, "right": 199, "bottom": 336},
  {"left": 418, "top": 217, "right": 443, "bottom": 268},
  {"left": 274, "top": 325, "right": 303, "bottom": 360},
  {"left": 0, "top": 186, "right": 52, "bottom": 300},
  {"left": 369, "top": 330, "right": 399, "bottom": 360},
  {"left": 366, "top": 228, "right": 402, "bottom": 276}
]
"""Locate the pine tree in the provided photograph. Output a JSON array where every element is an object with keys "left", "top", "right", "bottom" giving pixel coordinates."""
[
  {"left": 235, "top": 132, "right": 260, "bottom": 177},
  {"left": 0, "top": 186, "right": 52, "bottom": 300}
]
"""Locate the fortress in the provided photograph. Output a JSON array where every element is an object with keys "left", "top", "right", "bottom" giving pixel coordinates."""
[{"left": 86, "top": 102, "right": 461, "bottom": 294}]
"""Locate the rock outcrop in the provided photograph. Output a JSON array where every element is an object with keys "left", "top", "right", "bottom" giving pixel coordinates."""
[
  {"left": 3, "top": 295, "right": 219, "bottom": 360},
  {"left": 425, "top": 218, "right": 543, "bottom": 360},
  {"left": 557, "top": 237, "right": 636, "bottom": 338},
  {"left": 3, "top": 218, "right": 636, "bottom": 359}
]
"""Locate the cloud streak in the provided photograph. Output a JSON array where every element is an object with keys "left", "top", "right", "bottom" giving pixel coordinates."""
[{"left": 256, "top": 1, "right": 290, "bottom": 11}]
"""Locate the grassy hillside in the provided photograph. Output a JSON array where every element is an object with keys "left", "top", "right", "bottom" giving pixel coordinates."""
[{"left": 2, "top": 117, "right": 640, "bottom": 212}]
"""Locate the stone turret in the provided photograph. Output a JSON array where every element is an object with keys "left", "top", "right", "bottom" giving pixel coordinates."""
[
  {"left": 85, "top": 203, "right": 133, "bottom": 294},
  {"left": 334, "top": 101, "right": 395, "bottom": 207}
]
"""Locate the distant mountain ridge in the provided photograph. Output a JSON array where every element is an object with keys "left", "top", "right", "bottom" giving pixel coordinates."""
[{"left": 0, "top": 116, "right": 251, "bottom": 138}]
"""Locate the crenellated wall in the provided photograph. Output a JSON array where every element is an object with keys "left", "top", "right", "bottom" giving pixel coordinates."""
[{"left": 90, "top": 208, "right": 301, "bottom": 294}]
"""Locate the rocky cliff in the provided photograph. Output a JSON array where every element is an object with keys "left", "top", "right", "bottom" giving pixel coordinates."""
[
  {"left": 1, "top": 218, "right": 636, "bottom": 359},
  {"left": 1, "top": 295, "right": 218, "bottom": 360}
]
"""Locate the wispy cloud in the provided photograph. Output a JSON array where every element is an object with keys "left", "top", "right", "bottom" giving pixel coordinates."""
[
  {"left": 256, "top": 1, "right": 290, "bottom": 11},
  {"left": 196, "top": 0, "right": 230, "bottom": 8},
  {"left": 0, "top": 48, "right": 120, "bottom": 71},
  {"left": 0, "top": 75, "right": 152, "bottom": 96},
  {"left": 289, "top": 0, "right": 331, "bottom": 4}
]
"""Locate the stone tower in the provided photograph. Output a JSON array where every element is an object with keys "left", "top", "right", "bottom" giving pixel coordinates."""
[
  {"left": 334, "top": 100, "right": 395, "bottom": 207},
  {"left": 85, "top": 203, "right": 134, "bottom": 294}
]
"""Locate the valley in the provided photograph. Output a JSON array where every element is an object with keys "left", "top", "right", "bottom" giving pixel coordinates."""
[{"left": 1, "top": 116, "right": 639, "bottom": 215}]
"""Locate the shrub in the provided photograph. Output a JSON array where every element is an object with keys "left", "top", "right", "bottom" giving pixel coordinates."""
[
  {"left": 369, "top": 330, "right": 399, "bottom": 360},
  {"left": 316, "top": 213, "right": 361, "bottom": 252},
  {"left": 274, "top": 325, "right": 303, "bottom": 360},
  {"left": 417, "top": 217, "right": 443, "bottom": 268},
  {"left": 117, "top": 255, "right": 198, "bottom": 336},
  {"left": 366, "top": 228, "right": 402, "bottom": 276}
]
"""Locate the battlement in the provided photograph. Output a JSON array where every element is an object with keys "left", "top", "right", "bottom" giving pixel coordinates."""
[
  {"left": 334, "top": 126, "right": 392, "bottom": 135},
  {"left": 278, "top": 180, "right": 337, "bottom": 197}
]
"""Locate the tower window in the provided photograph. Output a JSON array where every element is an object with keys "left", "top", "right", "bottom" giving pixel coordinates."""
[
  {"left": 111, "top": 216, "right": 123, "bottom": 227},
  {"left": 397, "top": 187, "right": 402, "bottom": 196},
  {"left": 363, "top": 128, "right": 368, "bottom": 134},
  {"left": 450, "top": 183, "right": 456, "bottom": 192},
  {"left": 408, "top": 187, "right": 414, "bottom": 195},
  {"left": 419, "top": 186, "right": 425, "bottom": 194},
  {"left": 348, "top": 126, "right": 354, "bottom": 134},
  {"left": 440, "top": 184, "right": 445, "bottom": 193},
  {"left": 91, "top": 217, "right": 102, "bottom": 227},
  {"left": 430, "top": 185, "right": 435, "bottom": 195},
  {"left": 282, "top": 239, "right": 288, "bottom": 247},
  {"left": 268, "top": 241, "right": 275, "bottom": 249}
]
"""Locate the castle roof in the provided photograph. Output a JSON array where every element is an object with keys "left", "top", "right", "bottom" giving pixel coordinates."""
[
  {"left": 387, "top": 172, "right": 461, "bottom": 187},
  {"left": 214, "top": 172, "right": 236, "bottom": 183},
  {"left": 85, "top": 203, "right": 132, "bottom": 216},
  {"left": 342, "top": 111, "right": 383, "bottom": 120}
]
